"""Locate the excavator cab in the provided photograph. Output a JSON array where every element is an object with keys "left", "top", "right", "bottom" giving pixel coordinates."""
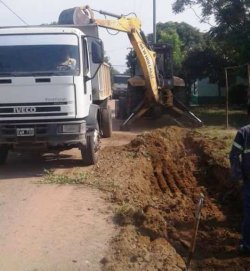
[
  {"left": 152, "top": 43, "right": 174, "bottom": 90},
  {"left": 128, "top": 43, "right": 174, "bottom": 89}
]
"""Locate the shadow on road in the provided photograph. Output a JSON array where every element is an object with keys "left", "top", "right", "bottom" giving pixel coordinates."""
[{"left": 0, "top": 151, "right": 85, "bottom": 180}]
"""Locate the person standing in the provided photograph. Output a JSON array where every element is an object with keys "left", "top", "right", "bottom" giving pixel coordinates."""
[
  {"left": 247, "top": 86, "right": 250, "bottom": 118},
  {"left": 229, "top": 124, "right": 250, "bottom": 253}
]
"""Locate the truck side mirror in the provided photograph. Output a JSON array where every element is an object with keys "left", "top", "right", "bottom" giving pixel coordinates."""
[{"left": 91, "top": 40, "right": 104, "bottom": 64}]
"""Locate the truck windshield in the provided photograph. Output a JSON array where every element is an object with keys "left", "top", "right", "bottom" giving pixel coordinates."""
[
  {"left": 0, "top": 34, "right": 80, "bottom": 77},
  {"left": 114, "top": 76, "right": 129, "bottom": 84}
]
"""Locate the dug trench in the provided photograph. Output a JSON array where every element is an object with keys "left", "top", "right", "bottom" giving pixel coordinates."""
[{"left": 90, "top": 127, "right": 249, "bottom": 270}]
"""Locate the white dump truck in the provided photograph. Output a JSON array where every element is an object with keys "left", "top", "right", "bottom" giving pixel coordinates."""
[{"left": 0, "top": 19, "right": 112, "bottom": 165}]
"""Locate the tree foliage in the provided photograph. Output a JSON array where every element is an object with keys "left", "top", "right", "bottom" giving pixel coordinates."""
[
  {"left": 126, "top": 19, "right": 230, "bottom": 90},
  {"left": 183, "top": 48, "right": 231, "bottom": 86},
  {"left": 157, "top": 27, "right": 183, "bottom": 70},
  {"left": 172, "top": 0, "right": 250, "bottom": 64},
  {"left": 146, "top": 22, "right": 206, "bottom": 73},
  {"left": 156, "top": 22, "right": 206, "bottom": 53}
]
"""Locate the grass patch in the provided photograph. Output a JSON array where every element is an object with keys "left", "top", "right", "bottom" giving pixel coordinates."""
[
  {"left": 42, "top": 169, "right": 121, "bottom": 192},
  {"left": 198, "top": 126, "right": 236, "bottom": 142},
  {"left": 195, "top": 126, "right": 236, "bottom": 167},
  {"left": 192, "top": 106, "right": 248, "bottom": 128},
  {"left": 113, "top": 203, "right": 137, "bottom": 225},
  {"left": 191, "top": 106, "right": 247, "bottom": 162},
  {"left": 43, "top": 169, "right": 90, "bottom": 184}
]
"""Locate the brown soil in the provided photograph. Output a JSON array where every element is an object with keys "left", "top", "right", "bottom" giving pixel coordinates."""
[{"left": 88, "top": 126, "right": 250, "bottom": 271}]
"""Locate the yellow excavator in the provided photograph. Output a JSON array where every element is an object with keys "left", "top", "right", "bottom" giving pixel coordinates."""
[{"left": 59, "top": 5, "right": 202, "bottom": 128}]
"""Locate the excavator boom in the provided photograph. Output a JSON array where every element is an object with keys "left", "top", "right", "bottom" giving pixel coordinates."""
[
  {"left": 81, "top": 6, "right": 159, "bottom": 104},
  {"left": 59, "top": 5, "right": 203, "bottom": 128}
]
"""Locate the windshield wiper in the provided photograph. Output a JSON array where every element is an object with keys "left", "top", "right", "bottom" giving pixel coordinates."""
[
  {"left": 0, "top": 71, "right": 60, "bottom": 77},
  {"left": 0, "top": 72, "right": 17, "bottom": 77},
  {"left": 0, "top": 70, "right": 76, "bottom": 77},
  {"left": 29, "top": 71, "right": 59, "bottom": 76}
]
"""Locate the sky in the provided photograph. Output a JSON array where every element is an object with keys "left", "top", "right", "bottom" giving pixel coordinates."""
[{"left": 0, "top": 0, "right": 212, "bottom": 72}]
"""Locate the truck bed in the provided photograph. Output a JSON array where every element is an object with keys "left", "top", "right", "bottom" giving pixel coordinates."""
[{"left": 92, "top": 62, "right": 112, "bottom": 101}]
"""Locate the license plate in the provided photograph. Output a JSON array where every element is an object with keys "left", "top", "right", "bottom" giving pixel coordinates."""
[{"left": 16, "top": 128, "right": 35, "bottom": 137}]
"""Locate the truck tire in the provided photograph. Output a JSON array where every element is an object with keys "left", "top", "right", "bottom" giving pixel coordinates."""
[
  {"left": 81, "top": 130, "right": 100, "bottom": 166},
  {"left": 100, "top": 106, "right": 112, "bottom": 138},
  {"left": 0, "top": 145, "right": 8, "bottom": 165}
]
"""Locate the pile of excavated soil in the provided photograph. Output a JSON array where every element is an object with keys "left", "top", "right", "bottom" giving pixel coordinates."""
[{"left": 90, "top": 126, "right": 250, "bottom": 270}]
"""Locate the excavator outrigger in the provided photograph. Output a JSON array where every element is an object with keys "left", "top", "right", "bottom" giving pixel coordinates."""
[{"left": 59, "top": 5, "right": 203, "bottom": 128}]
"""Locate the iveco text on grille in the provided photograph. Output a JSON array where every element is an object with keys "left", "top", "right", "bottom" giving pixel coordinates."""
[{"left": 13, "top": 107, "right": 36, "bottom": 113}]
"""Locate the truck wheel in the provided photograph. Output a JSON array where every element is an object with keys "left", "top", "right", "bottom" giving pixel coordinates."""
[
  {"left": 100, "top": 106, "right": 112, "bottom": 138},
  {"left": 0, "top": 145, "right": 8, "bottom": 165},
  {"left": 81, "top": 130, "right": 100, "bottom": 166}
]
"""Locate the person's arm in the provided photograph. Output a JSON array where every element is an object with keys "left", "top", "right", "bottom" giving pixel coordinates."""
[{"left": 229, "top": 130, "right": 244, "bottom": 181}]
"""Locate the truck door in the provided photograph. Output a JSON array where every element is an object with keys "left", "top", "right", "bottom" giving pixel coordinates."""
[{"left": 82, "top": 37, "right": 91, "bottom": 97}]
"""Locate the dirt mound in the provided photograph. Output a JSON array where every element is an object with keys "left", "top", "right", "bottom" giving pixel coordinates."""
[{"left": 91, "top": 126, "right": 249, "bottom": 270}]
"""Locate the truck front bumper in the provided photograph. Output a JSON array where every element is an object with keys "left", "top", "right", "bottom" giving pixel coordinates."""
[{"left": 0, "top": 120, "right": 87, "bottom": 150}]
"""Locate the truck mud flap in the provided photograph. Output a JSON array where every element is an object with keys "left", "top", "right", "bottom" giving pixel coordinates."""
[{"left": 86, "top": 104, "right": 99, "bottom": 131}]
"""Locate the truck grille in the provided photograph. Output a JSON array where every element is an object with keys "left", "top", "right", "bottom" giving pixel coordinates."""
[{"left": 0, "top": 103, "right": 69, "bottom": 118}]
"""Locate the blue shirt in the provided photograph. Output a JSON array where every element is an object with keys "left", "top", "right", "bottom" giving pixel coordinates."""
[{"left": 230, "top": 124, "right": 250, "bottom": 181}]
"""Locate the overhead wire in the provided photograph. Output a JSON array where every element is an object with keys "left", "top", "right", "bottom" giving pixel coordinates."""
[{"left": 0, "top": 0, "right": 28, "bottom": 25}]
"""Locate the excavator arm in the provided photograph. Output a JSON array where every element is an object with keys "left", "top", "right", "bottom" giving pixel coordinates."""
[{"left": 81, "top": 6, "right": 159, "bottom": 105}]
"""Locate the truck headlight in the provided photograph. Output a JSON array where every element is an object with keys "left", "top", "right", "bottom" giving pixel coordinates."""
[{"left": 58, "top": 124, "right": 84, "bottom": 134}]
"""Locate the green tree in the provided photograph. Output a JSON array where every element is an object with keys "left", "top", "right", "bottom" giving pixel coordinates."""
[
  {"left": 156, "top": 22, "right": 206, "bottom": 54},
  {"left": 147, "top": 22, "right": 206, "bottom": 74},
  {"left": 183, "top": 47, "right": 231, "bottom": 88},
  {"left": 151, "top": 21, "right": 231, "bottom": 102},
  {"left": 172, "top": 0, "right": 250, "bottom": 64},
  {"left": 125, "top": 50, "right": 136, "bottom": 76},
  {"left": 125, "top": 21, "right": 214, "bottom": 94},
  {"left": 158, "top": 28, "right": 183, "bottom": 71},
  {"left": 104, "top": 55, "right": 119, "bottom": 77}
]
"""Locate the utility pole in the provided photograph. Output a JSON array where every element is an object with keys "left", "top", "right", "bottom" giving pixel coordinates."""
[
  {"left": 153, "top": 0, "right": 156, "bottom": 43},
  {"left": 225, "top": 68, "right": 229, "bottom": 129}
]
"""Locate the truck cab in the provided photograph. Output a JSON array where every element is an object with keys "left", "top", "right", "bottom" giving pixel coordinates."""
[
  {"left": 112, "top": 74, "right": 130, "bottom": 99},
  {"left": 0, "top": 26, "right": 112, "bottom": 165}
]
